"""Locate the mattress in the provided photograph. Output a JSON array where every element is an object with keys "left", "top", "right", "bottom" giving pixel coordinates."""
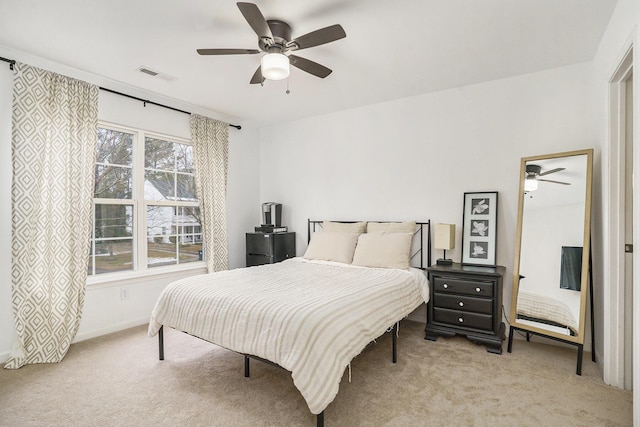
[{"left": 148, "top": 257, "right": 429, "bottom": 414}]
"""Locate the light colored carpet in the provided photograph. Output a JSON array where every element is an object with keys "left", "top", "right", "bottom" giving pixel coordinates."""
[{"left": 0, "top": 320, "right": 632, "bottom": 426}]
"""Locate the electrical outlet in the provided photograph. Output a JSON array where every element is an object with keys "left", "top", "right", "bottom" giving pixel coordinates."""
[{"left": 120, "top": 287, "right": 129, "bottom": 301}]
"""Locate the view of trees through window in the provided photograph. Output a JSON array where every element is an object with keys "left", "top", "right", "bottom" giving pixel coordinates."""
[{"left": 88, "top": 126, "right": 203, "bottom": 276}]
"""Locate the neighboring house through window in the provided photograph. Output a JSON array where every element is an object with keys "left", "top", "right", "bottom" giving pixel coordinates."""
[{"left": 88, "top": 124, "right": 203, "bottom": 277}]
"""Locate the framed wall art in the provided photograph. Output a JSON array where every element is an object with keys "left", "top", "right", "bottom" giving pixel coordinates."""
[{"left": 461, "top": 191, "right": 498, "bottom": 266}]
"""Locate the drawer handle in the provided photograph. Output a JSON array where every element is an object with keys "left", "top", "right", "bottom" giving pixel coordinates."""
[
  {"left": 443, "top": 283, "right": 448, "bottom": 289},
  {"left": 458, "top": 317, "right": 464, "bottom": 323},
  {"left": 458, "top": 301, "right": 464, "bottom": 307},
  {"left": 475, "top": 287, "right": 481, "bottom": 293}
]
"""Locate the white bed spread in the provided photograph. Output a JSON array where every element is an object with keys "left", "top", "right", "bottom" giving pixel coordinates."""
[
  {"left": 516, "top": 290, "right": 579, "bottom": 334},
  {"left": 148, "top": 257, "right": 429, "bottom": 415}
]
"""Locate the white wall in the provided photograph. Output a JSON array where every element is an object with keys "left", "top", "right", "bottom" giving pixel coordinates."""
[
  {"left": 0, "top": 49, "right": 260, "bottom": 361},
  {"left": 259, "top": 62, "right": 599, "bottom": 323}
]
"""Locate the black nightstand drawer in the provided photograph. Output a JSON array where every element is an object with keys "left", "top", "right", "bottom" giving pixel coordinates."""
[
  {"left": 245, "top": 232, "right": 296, "bottom": 267},
  {"left": 246, "top": 233, "right": 272, "bottom": 255},
  {"left": 433, "top": 293, "right": 492, "bottom": 315},
  {"left": 246, "top": 254, "right": 272, "bottom": 267},
  {"left": 432, "top": 276, "right": 493, "bottom": 298},
  {"left": 433, "top": 307, "right": 493, "bottom": 331}
]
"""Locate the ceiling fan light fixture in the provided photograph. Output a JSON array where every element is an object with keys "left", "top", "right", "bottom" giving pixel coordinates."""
[
  {"left": 524, "top": 177, "right": 538, "bottom": 192},
  {"left": 261, "top": 52, "right": 289, "bottom": 80}
]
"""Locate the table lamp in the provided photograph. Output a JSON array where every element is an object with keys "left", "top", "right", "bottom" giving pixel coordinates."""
[{"left": 435, "top": 223, "right": 455, "bottom": 265}]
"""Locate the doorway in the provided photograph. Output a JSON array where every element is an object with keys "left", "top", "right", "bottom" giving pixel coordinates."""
[{"left": 605, "top": 42, "right": 635, "bottom": 399}]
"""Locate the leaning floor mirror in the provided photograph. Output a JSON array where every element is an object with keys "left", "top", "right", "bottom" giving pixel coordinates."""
[{"left": 508, "top": 148, "right": 593, "bottom": 375}]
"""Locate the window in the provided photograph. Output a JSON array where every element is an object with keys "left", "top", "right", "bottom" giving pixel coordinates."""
[{"left": 88, "top": 124, "right": 203, "bottom": 277}]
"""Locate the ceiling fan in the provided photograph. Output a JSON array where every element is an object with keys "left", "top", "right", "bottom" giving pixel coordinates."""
[
  {"left": 197, "top": 2, "right": 346, "bottom": 85},
  {"left": 525, "top": 164, "right": 570, "bottom": 191}
]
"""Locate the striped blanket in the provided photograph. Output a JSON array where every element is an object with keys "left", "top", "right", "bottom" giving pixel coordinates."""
[
  {"left": 148, "top": 257, "right": 429, "bottom": 414},
  {"left": 516, "top": 290, "right": 579, "bottom": 334}
]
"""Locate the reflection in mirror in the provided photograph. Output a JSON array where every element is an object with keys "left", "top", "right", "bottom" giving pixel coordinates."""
[{"left": 511, "top": 149, "right": 593, "bottom": 346}]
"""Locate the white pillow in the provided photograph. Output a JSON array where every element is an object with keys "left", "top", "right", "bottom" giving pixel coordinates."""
[
  {"left": 351, "top": 232, "right": 413, "bottom": 269},
  {"left": 366, "top": 221, "right": 416, "bottom": 234},
  {"left": 303, "top": 232, "right": 360, "bottom": 264},
  {"left": 322, "top": 221, "right": 366, "bottom": 234}
]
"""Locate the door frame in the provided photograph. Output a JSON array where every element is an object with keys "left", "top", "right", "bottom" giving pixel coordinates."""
[{"left": 604, "top": 31, "right": 638, "bottom": 421}]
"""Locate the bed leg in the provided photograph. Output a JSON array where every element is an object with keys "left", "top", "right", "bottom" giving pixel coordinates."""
[
  {"left": 158, "top": 326, "right": 164, "bottom": 361},
  {"left": 316, "top": 411, "right": 324, "bottom": 427},
  {"left": 392, "top": 322, "right": 398, "bottom": 363},
  {"left": 244, "top": 355, "right": 250, "bottom": 377}
]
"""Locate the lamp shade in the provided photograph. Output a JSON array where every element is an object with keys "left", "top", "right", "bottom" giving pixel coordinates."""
[
  {"left": 434, "top": 223, "right": 455, "bottom": 250},
  {"left": 261, "top": 53, "right": 290, "bottom": 80}
]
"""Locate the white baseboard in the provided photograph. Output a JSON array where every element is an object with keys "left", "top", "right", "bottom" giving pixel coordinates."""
[
  {"left": 73, "top": 318, "right": 150, "bottom": 344},
  {"left": 0, "top": 319, "right": 149, "bottom": 365}
]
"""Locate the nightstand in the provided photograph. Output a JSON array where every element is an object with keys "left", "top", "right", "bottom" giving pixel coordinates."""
[
  {"left": 426, "top": 263, "right": 506, "bottom": 354},
  {"left": 246, "top": 232, "right": 296, "bottom": 267}
]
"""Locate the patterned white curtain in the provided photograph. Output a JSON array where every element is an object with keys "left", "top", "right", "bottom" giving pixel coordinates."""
[
  {"left": 5, "top": 63, "right": 98, "bottom": 369},
  {"left": 190, "top": 114, "right": 229, "bottom": 272}
]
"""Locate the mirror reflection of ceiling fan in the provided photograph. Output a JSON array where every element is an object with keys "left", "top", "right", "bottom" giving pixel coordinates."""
[
  {"left": 197, "top": 2, "right": 346, "bottom": 85},
  {"left": 525, "top": 164, "right": 570, "bottom": 192}
]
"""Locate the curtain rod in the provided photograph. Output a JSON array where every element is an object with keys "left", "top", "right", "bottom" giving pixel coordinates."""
[
  {"left": 1, "top": 56, "right": 16, "bottom": 70},
  {"left": 99, "top": 87, "right": 241, "bottom": 130},
  {"left": 0, "top": 56, "right": 240, "bottom": 129}
]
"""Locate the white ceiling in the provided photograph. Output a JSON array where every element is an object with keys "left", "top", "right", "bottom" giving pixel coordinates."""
[{"left": 0, "top": 0, "right": 617, "bottom": 127}]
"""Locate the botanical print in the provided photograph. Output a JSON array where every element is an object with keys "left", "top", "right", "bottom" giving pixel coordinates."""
[
  {"left": 471, "top": 220, "right": 489, "bottom": 236},
  {"left": 470, "top": 241, "right": 488, "bottom": 259},
  {"left": 471, "top": 198, "right": 490, "bottom": 215},
  {"left": 462, "top": 191, "right": 498, "bottom": 266}
]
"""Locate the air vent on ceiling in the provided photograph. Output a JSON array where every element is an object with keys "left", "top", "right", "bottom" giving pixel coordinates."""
[
  {"left": 136, "top": 66, "right": 178, "bottom": 82},
  {"left": 139, "top": 67, "right": 158, "bottom": 76}
]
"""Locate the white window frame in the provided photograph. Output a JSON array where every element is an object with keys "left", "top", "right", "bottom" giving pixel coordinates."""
[{"left": 87, "top": 121, "right": 205, "bottom": 285}]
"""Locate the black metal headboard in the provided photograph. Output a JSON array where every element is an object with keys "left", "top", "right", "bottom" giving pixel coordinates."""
[{"left": 307, "top": 219, "right": 432, "bottom": 269}]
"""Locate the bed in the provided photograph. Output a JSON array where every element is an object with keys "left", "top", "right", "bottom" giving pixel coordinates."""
[
  {"left": 516, "top": 290, "right": 579, "bottom": 336},
  {"left": 148, "top": 219, "right": 431, "bottom": 426}
]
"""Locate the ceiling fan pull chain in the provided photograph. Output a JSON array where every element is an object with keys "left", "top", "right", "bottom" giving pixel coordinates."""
[{"left": 286, "top": 76, "right": 290, "bottom": 95}]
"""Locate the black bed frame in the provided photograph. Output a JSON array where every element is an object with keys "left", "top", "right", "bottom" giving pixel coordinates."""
[{"left": 157, "top": 219, "right": 431, "bottom": 427}]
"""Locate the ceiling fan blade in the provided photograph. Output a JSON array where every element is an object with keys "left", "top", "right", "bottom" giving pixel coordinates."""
[
  {"left": 197, "top": 48, "right": 260, "bottom": 55},
  {"left": 250, "top": 66, "right": 264, "bottom": 84},
  {"left": 539, "top": 167, "right": 565, "bottom": 176},
  {"left": 237, "top": 2, "right": 273, "bottom": 41},
  {"left": 538, "top": 178, "right": 571, "bottom": 185},
  {"left": 289, "top": 55, "right": 332, "bottom": 78},
  {"left": 289, "top": 24, "right": 346, "bottom": 50}
]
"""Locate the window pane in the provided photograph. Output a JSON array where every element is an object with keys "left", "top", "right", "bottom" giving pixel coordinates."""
[
  {"left": 145, "top": 171, "right": 174, "bottom": 201},
  {"left": 87, "top": 244, "right": 94, "bottom": 276},
  {"left": 148, "top": 238, "right": 177, "bottom": 268},
  {"left": 147, "top": 205, "right": 174, "bottom": 238},
  {"left": 94, "top": 239, "right": 133, "bottom": 274},
  {"left": 177, "top": 174, "right": 197, "bottom": 200},
  {"left": 147, "top": 205, "right": 178, "bottom": 267},
  {"left": 97, "top": 128, "right": 133, "bottom": 165},
  {"left": 95, "top": 165, "right": 132, "bottom": 199},
  {"left": 176, "top": 144, "right": 193, "bottom": 173},
  {"left": 179, "top": 240, "right": 202, "bottom": 264},
  {"left": 145, "top": 137, "right": 175, "bottom": 171},
  {"left": 94, "top": 204, "right": 133, "bottom": 239},
  {"left": 176, "top": 206, "right": 201, "bottom": 233}
]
